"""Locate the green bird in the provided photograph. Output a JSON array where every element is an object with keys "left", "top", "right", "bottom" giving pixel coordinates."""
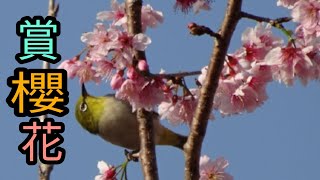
[{"left": 75, "top": 84, "right": 187, "bottom": 151}]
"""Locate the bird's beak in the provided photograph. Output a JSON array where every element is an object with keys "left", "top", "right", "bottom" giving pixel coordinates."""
[{"left": 82, "top": 83, "right": 88, "bottom": 97}]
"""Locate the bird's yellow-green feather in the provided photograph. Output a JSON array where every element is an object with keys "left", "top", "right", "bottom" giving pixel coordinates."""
[{"left": 75, "top": 95, "right": 106, "bottom": 134}]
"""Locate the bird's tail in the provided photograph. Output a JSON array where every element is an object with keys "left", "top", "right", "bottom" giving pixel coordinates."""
[{"left": 157, "top": 126, "right": 188, "bottom": 150}]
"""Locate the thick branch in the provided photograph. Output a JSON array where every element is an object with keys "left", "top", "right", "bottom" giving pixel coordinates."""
[
  {"left": 136, "top": 109, "right": 158, "bottom": 180},
  {"left": 125, "top": 0, "right": 159, "bottom": 180},
  {"left": 184, "top": 0, "right": 242, "bottom": 179},
  {"left": 38, "top": 1, "right": 59, "bottom": 180}
]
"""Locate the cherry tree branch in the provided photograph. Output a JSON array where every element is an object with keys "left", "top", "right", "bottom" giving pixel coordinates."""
[
  {"left": 153, "top": 70, "right": 201, "bottom": 79},
  {"left": 188, "top": 22, "right": 221, "bottom": 39},
  {"left": 38, "top": 1, "right": 59, "bottom": 180},
  {"left": 240, "top": 11, "right": 292, "bottom": 26},
  {"left": 184, "top": 0, "right": 242, "bottom": 179},
  {"left": 125, "top": 0, "right": 159, "bottom": 180}
]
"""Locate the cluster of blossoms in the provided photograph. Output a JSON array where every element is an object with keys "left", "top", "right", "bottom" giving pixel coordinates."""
[
  {"left": 196, "top": 0, "right": 320, "bottom": 116},
  {"left": 57, "top": 1, "right": 320, "bottom": 179},
  {"left": 96, "top": 155, "right": 232, "bottom": 180},
  {"left": 58, "top": 0, "right": 205, "bottom": 125},
  {"left": 59, "top": 0, "right": 319, "bottom": 124}
]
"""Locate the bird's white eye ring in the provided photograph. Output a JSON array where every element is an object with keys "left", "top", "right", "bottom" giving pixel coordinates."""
[{"left": 80, "top": 102, "right": 87, "bottom": 112}]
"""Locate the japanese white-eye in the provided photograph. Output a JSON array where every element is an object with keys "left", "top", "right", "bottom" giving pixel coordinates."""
[{"left": 75, "top": 84, "right": 187, "bottom": 150}]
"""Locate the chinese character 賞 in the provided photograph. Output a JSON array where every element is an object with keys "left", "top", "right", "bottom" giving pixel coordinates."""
[
  {"left": 15, "top": 16, "right": 61, "bottom": 64},
  {"left": 6, "top": 68, "right": 69, "bottom": 117},
  {"left": 18, "top": 118, "right": 65, "bottom": 165}
]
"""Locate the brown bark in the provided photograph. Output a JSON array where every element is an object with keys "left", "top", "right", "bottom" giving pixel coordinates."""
[
  {"left": 125, "top": 0, "right": 159, "bottom": 179},
  {"left": 38, "top": 1, "right": 59, "bottom": 180},
  {"left": 184, "top": 0, "right": 242, "bottom": 179}
]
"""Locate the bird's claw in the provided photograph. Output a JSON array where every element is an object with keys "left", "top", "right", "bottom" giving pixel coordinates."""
[{"left": 124, "top": 149, "right": 139, "bottom": 162}]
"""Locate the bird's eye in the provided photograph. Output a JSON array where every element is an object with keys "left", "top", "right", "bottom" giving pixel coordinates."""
[{"left": 80, "top": 102, "right": 87, "bottom": 112}]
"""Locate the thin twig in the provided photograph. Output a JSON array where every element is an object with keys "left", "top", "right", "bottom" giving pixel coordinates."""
[
  {"left": 125, "top": 0, "right": 159, "bottom": 180},
  {"left": 184, "top": 0, "right": 242, "bottom": 179},
  {"left": 240, "top": 11, "right": 294, "bottom": 42},
  {"left": 188, "top": 22, "right": 221, "bottom": 39},
  {"left": 240, "top": 11, "right": 292, "bottom": 26},
  {"left": 38, "top": 1, "right": 59, "bottom": 180},
  {"left": 152, "top": 70, "right": 201, "bottom": 79}
]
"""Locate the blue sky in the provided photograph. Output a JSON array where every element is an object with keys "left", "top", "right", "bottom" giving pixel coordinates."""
[{"left": 1, "top": 0, "right": 319, "bottom": 179}]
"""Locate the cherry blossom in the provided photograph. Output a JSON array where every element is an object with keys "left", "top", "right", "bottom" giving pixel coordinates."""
[
  {"left": 277, "top": 0, "right": 298, "bottom": 9},
  {"left": 175, "top": 0, "right": 197, "bottom": 12},
  {"left": 193, "top": 0, "right": 211, "bottom": 14},
  {"left": 75, "top": 60, "right": 100, "bottom": 84},
  {"left": 96, "top": 0, "right": 127, "bottom": 26},
  {"left": 199, "top": 155, "right": 233, "bottom": 180},
  {"left": 175, "top": 0, "right": 211, "bottom": 13},
  {"left": 58, "top": 0, "right": 320, "bottom": 125},
  {"left": 132, "top": 33, "right": 152, "bottom": 51},
  {"left": 115, "top": 68, "right": 166, "bottom": 111},
  {"left": 141, "top": 4, "right": 164, "bottom": 32},
  {"left": 95, "top": 161, "right": 116, "bottom": 180},
  {"left": 292, "top": 0, "right": 320, "bottom": 35},
  {"left": 110, "top": 71, "right": 125, "bottom": 90},
  {"left": 264, "top": 45, "right": 313, "bottom": 86},
  {"left": 81, "top": 24, "right": 121, "bottom": 61},
  {"left": 198, "top": 66, "right": 208, "bottom": 85},
  {"left": 198, "top": 55, "right": 271, "bottom": 116},
  {"left": 239, "top": 23, "right": 283, "bottom": 62},
  {"left": 94, "top": 60, "right": 114, "bottom": 81},
  {"left": 158, "top": 89, "right": 199, "bottom": 125},
  {"left": 57, "top": 57, "right": 79, "bottom": 79},
  {"left": 111, "top": 49, "right": 134, "bottom": 70},
  {"left": 97, "top": 0, "right": 163, "bottom": 32}
]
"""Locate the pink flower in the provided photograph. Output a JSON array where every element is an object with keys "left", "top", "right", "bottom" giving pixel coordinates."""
[
  {"left": 193, "top": 0, "right": 211, "bottom": 14},
  {"left": 277, "top": 0, "right": 298, "bottom": 9},
  {"left": 292, "top": 0, "right": 320, "bottom": 35},
  {"left": 76, "top": 61, "right": 100, "bottom": 84},
  {"left": 81, "top": 24, "right": 119, "bottom": 47},
  {"left": 94, "top": 60, "right": 114, "bottom": 81},
  {"left": 96, "top": 0, "right": 127, "bottom": 26},
  {"left": 199, "top": 155, "right": 233, "bottom": 180},
  {"left": 110, "top": 71, "right": 124, "bottom": 90},
  {"left": 57, "top": 57, "right": 79, "bottom": 79},
  {"left": 126, "top": 66, "right": 139, "bottom": 80},
  {"left": 213, "top": 79, "right": 242, "bottom": 116},
  {"left": 81, "top": 24, "right": 121, "bottom": 60},
  {"left": 141, "top": 4, "right": 164, "bottom": 32},
  {"left": 198, "top": 66, "right": 208, "bottom": 85},
  {"left": 174, "top": 0, "right": 198, "bottom": 12},
  {"left": 117, "top": 32, "right": 151, "bottom": 51},
  {"left": 310, "top": 52, "right": 320, "bottom": 80},
  {"left": 265, "top": 45, "right": 313, "bottom": 86},
  {"left": 95, "top": 161, "right": 116, "bottom": 180},
  {"left": 232, "top": 76, "right": 268, "bottom": 113},
  {"left": 158, "top": 89, "right": 199, "bottom": 125},
  {"left": 97, "top": 1, "right": 163, "bottom": 32},
  {"left": 199, "top": 54, "right": 271, "bottom": 116},
  {"left": 132, "top": 33, "right": 152, "bottom": 51},
  {"left": 116, "top": 77, "right": 166, "bottom": 112},
  {"left": 111, "top": 49, "right": 133, "bottom": 70},
  {"left": 239, "top": 23, "right": 283, "bottom": 62},
  {"left": 213, "top": 71, "right": 269, "bottom": 116}
]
